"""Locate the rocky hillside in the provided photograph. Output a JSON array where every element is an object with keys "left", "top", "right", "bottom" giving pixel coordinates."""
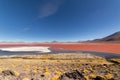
[{"left": 90, "top": 31, "right": 120, "bottom": 43}]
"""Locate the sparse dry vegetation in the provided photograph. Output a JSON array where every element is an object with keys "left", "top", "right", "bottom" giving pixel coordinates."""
[{"left": 0, "top": 53, "right": 119, "bottom": 80}]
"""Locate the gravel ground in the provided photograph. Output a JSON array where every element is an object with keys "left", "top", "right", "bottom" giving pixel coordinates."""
[{"left": 0, "top": 53, "right": 119, "bottom": 80}]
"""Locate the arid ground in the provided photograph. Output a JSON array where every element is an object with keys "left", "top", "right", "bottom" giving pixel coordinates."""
[{"left": 0, "top": 53, "right": 119, "bottom": 80}]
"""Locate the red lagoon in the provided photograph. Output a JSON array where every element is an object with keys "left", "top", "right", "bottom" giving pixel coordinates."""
[{"left": 0, "top": 43, "right": 120, "bottom": 54}]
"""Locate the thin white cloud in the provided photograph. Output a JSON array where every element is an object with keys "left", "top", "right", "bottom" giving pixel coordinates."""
[{"left": 39, "top": 0, "right": 64, "bottom": 18}]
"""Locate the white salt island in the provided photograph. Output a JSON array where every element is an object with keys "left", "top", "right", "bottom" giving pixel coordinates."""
[{"left": 0, "top": 46, "right": 51, "bottom": 53}]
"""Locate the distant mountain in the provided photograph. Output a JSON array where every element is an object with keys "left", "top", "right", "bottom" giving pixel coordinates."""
[{"left": 84, "top": 31, "right": 120, "bottom": 43}]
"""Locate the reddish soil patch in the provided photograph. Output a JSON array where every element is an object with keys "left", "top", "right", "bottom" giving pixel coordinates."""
[{"left": 0, "top": 43, "right": 120, "bottom": 54}]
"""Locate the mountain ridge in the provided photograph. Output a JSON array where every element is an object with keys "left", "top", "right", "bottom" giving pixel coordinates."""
[{"left": 91, "top": 31, "right": 120, "bottom": 43}]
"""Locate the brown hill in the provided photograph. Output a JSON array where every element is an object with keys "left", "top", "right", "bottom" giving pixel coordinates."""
[{"left": 90, "top": 31, "right": 120, "bottom": 43}]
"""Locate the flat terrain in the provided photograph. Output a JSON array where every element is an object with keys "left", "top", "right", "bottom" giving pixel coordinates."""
[
  {"left": 0, "top": 43, "right": 120, "bottom": 53},
  {"left": 0, "top": 53, "right": 119, "bottom": 80}
]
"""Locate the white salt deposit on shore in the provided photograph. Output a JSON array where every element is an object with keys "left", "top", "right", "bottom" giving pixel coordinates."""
[{"left": 0, "top": 46, "right": 51, "bottom": 53}]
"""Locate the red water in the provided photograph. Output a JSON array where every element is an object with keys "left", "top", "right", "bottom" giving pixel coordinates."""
[{"left": 0, "top": 43, "right": 120, "bottom": 54}]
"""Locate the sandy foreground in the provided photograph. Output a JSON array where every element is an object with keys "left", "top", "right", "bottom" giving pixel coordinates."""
[{"left": 0, "top": 53, "right": 119, "bottom": 80}]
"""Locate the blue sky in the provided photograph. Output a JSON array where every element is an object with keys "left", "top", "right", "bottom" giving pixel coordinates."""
[{"left": 0, "top": 0, "right": 120, "bottom": 42}]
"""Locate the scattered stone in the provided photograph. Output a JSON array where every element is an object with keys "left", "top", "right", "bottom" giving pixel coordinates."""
[
  {"left": 59, "top": 70, "right": 85, "bottom": 80},
  {"left": 41, "top": 74, "right": 45, "bottom": 77},
  {"left": 2, "top": 70, "right": 15, "bottom": 76},
  {"left": 94, "top": 76, "right": 105, "bottom": 80}
]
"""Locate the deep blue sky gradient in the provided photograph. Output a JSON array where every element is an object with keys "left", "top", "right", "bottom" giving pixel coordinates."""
[{"left": 0, "top": 0, "right": 120, "bottom": 42}]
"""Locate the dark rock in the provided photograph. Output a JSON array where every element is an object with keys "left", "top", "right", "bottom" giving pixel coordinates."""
[
  {"left": 94, "top": 76, "right": 105, "bottom": 80},
  {"left": 59, "top": 70, "right": 85, "bottom": 80},
  {"left": 41, "top": 74, "right": 45, "bottom": 77},
  {"left": 2, "top": 70, "right": 15, "bottom": 76},
  {"left": 31, "top": 78, "right": 34, "bottom": 80},
  {"left": 108, "top": 78, "right": 114, "bottom": 80},
  {"left": 103, "top": 64, "right": 108, "bottom": 67}
]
